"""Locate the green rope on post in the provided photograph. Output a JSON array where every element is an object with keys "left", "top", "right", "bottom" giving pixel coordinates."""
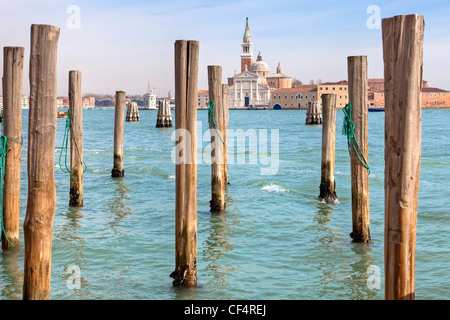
[
  {"left": 0, "top": 110, "right": 22, "bottom": 248},
  {"left": 342, "top": 103, "right": 370, "bottom": 174},
  {"left": 207, "top": 101, "right": 225, "bottom": 146},
  {"left": 58, "top": 109, "right": 86, "bottom": 173}
]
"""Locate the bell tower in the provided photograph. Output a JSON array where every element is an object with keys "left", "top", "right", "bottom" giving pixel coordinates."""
[{"left": 241, "top": 17, "right": 253, "bottom": 72}]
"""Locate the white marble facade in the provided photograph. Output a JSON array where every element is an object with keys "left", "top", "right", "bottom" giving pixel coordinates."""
[{"left": 228, "top": 70, "right": 270, "bottom": 108}]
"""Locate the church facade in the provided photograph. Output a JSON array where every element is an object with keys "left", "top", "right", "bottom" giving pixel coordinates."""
[{"left": 228, "top": 18, "right": 292, "bottom": 109}]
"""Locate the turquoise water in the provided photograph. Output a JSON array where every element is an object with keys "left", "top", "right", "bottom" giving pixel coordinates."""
[{"left": 0, "top": 108, "right": 449, "bottom": 300}]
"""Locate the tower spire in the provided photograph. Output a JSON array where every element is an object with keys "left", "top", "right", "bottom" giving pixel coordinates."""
[
  {"left": 243, "top": 17, "right": 251, "bottom": 40},
  {"left": 241, "top": 17, "right": 253, "bottom": 72}
]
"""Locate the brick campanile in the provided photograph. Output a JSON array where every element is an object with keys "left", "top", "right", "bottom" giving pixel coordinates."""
[{"left": 241, "top": 17, "right": 253, "bottom": 72}]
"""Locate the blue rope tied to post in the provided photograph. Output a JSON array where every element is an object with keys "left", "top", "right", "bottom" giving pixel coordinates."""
[
  {"left": 342, "top": 103, "right": 370, "bottom": 174},
  {"left": 0, "top": 111, "right": 22, "bottom": 248},
  {"left": 58, "top": 109, "right": 86, "bottom": 173},
  {"left": 207, "top": 101, "right": 225, "bottom": 146}
]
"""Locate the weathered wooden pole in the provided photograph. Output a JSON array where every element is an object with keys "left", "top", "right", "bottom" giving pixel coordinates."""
[
  {"left": 382, "top": 14, "right": 424, "bottom": 300},
  {"left": 318, "top": 93, "right": 337, "bottom": 204},
  {"left": 170, "top": 40, "right": 199, "bottom": 286},
  {"left": 347, "top": 55, "right": 370, "bottom": 243},
  {"left": 208, "top": 66, "right": 225, "bottom": 212},
  {"left": 1, "top": 47, "right": 24, "bottom": 250},
  {"left": 222, "top": 84, "right": 229, "bottom": 185},
  {"left": 69, "top": 70, "right": 83, "bottom": 207},
  {"left": 112, "top": 91, "right": 125, "bottom": 177},
  {"left": 23, "top": 24, "right": 60, "bottom": 300}
]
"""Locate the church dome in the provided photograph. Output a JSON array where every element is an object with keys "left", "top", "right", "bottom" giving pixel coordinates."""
[{"left": 250, "top": 52, "right": 269, "bottom": 74}]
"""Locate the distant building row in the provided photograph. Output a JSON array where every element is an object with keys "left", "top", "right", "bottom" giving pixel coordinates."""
[
  {"left": 198, "top": 79, "right": 449, "bottom": 110},
  {"left": 196, "top": 18, "right": 449, "bottom": 110}
]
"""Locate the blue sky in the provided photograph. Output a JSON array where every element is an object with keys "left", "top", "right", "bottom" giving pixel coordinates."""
[{"left": 0, "top": 0, "right": 449, "bottom": 96}]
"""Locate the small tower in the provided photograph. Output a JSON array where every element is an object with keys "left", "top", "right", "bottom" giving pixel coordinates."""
[
  {"left": 276, "top": 62, "right": 282, "bottom": 74},
  {"left": 147, "top": 82, "right": 156, "bottom": 109},
  {"left": 241, "top": 17, "right": 253, "bottom": 72}
]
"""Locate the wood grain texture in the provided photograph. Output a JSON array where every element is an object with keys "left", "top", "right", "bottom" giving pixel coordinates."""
[
  {"left": 69, "top": 71, "right": 83, "bottom": 206},
  {"left": 2, "top": 46, "right": 24, "bottom": 249},
  {"left": 383, "top": 14, "right": 424, "bottom": 300},
  {"left": 171, "top": 40, "right": 199, "bottom": 287},
  {"left": 319, "top": 93, "right": 337, "bottom": 204},
  {"left": 348, "top": 56, "right": 370, "bottom": 243},
  {"left": 23, "top": 24, "right": 60, "bottom": 300},
  {"left": 112, "top": 91, "right": 125, "bottom": 177},
  {"left": 208, "top": 66, "right": 225, "bottom": 212}
]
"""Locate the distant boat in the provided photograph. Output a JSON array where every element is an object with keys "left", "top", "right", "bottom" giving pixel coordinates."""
[
  {"left": 247, "top": 105, "right": 267, "bottom": 110},
  {"left": 57, "top": 111, "right": 68, "bottom": 118},
  {"left": 369, "top": 107, "right": 384, "bottom": 112}
]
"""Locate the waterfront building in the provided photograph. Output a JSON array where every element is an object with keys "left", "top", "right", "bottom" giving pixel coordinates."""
[
  {"left": 421, "top": 87, "right": 449, "bottom": 107},
  {"left": 317, "top": 81, "right": 348, "bottom": 109},
  {"left": 22, "top": 95, "right": 30, "bottom": 108},
  {"left": 198, "top": 90, "right": 209, "bottom": 109},
  {"left": 271, "top": 85, "right": 317, "bottom": 109}
]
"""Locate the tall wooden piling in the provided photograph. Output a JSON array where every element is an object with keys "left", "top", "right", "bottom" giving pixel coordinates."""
[
  {"left": 1, "top": 47, "right": 24, "bottom": 250},
  {"left": 222, "top": 84, "right": 229, "bottom": 185},
  {"left": 318, "top": 93, "right": 337, "bottom": 204},
  {"left": 23, "top": 24, "right": 60, "bottom": 300},
  {"left": 382, "top": 14, "right": 424, "bottom": 300},
  {"left": 347, "top": 56, "right": 370, "bottom": 243},
  {"left": 170, "top": 40, "right": 199, "bottom": 286},
  {"left": 112, "top": 91, "right": 125, "bottom": 177},
  {"left": 69, "top": 71, "right": 83, "bottom": 207},
  {"left": 208, "top": 66, "right": 225, "bottom": 212}
]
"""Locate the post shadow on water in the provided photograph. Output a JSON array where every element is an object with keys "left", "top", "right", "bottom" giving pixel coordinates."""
[
  {"left": 57, "top": 205, "right": 91, "bottom": 298},
  {"left": 0, "top": 246, "right": 23, "bottom": 300},
  {"left": 313, "top": 202, "right": 380, "bottom": 299},
  {"left": 106, "top": 177, "right": 132, "bottom": 230}
]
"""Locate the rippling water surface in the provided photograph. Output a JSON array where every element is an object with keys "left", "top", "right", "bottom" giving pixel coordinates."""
[{"left": 0, "top": 108, "right": 449, "bottom": 300}]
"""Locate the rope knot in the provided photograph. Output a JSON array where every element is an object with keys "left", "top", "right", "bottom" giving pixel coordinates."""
[{"left": 342, "top": 103, "right": 370, "bottom": 174}]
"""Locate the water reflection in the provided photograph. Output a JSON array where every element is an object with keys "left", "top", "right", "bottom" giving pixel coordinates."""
[
  {"left": 106, "top": 178, "right": 131, "bottom": 230},
  {"left": 197, "top": 191, "right": 238, "bottom": 298},
  {"left": 57, "top": 206, "right": 90, "bottom": 299},
  {"left": 312, "top": 203, "right": 344, "bottom": 299},
  {"left": 312, "top": 202, "right": 381, "bottom": 299},
  {"left": 0, "top": 246, "right": 23, "bottom": 300},
  {"left": 345, "top": 243, "right": 379, "bottom": 300}
]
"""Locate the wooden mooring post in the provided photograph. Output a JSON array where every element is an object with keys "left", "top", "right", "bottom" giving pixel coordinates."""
[
  {"left": 23, "top": 24, "right": 60, "bottom": 300},
  {"left": 382, "top": 14, "right": 424, "bottom": 300},
  {"left": 156, "top": 99, "right": 173, "bottom": 127},
  {"left": 208, "top": 66, "right": 225, "bottom": 212},
  {"left": 126, "top": 101, "right": 140, "bottom": 122},
  {"left": 306, "top": 99, "right": 322, "bottom": 125},
  {"left": 318, "top": 93, "right": 337, "bottom": 204},
  {"left": 1, "top": 46, "right": 24, "bottom": 250},
  {"left": 222, "top": 84, "right": 229, "bottom": 185},
  {"left": 347, "top": 55, "right": 370, "bottom": 243},
  {"left": 112, "top": 91, "right": 125, "bottom": 177},
  {"left": 170, "top": 40, "right": 199, "bottom": 286},
  {"left": 69, "top": 70, "right": 83, "bottom": 207}
]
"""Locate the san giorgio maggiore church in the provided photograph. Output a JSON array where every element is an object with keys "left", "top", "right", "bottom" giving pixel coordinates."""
[{"left": 227, "top": 18, "right": 292, "bottom": 109}]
